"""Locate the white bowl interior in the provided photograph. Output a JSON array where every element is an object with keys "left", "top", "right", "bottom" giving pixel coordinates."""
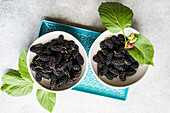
[
  {"left": 89, "top": 28, "right": 148, "bottom": 88},
  {"left": 27, "top": 31, "right": 88, "bottom": 92}
]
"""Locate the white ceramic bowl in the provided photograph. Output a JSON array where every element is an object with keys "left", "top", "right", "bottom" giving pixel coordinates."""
[
  {"left": 27, "top": 31, "right": 88, "bottom": 92},
  {"left": 89, "top": 28, "right": 149, "bottom": 88}
]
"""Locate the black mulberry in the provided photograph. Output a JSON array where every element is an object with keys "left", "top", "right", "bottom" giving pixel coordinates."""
[
  {"left": 100, "top": 41, "right": 107, "bottom": 49},
  {"left": 111, "top": 35, "right": 121, "bottom": 45},
  {"left": 109, "top": 67, "right": 119, "bottom": 75},
  {"left": 75, "top": 54, "right": 84, "bottom": 65},
  {"left": 30, "top": 44, "right": 43, "bottom": 54},
  {"left": 97, "top": 51, "right": 105, "bottom": 63},
  {"left": 125, "top": 70, "right": 136, "bottom": 77},
  {"left": 106, "top": 52, "right": 113, "bottom": 65},
  {"left": 51, "top": 45, "right": 63, "bottom": 52},
  {"left": 49, "top": 56, "right": 56, "bottom": 69},
  {"left": 105, "top": 73, "right": 113, "bottom": 80},
  {"left": 93, "top": 55, "right": 100, "bottom": 63},
  {"left": 58, "top": 35, "right": 64, "bottom": 45},
  {"left": 36, "top": 71, "right": 43, "bottom": 83},
  {"left": 104, "top": 39, "right": 113, "bottom": 49},
  {"left": 112, "top": 59, "right": 124, "bottom": 66},
  {"left": 72, "top": 65, "right": 81, "bottom": 71},
  {"left": 119, "top": 72, "right": 126, "bottom": 81}
]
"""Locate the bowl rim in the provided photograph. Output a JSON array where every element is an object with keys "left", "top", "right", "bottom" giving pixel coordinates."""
[
  {"left": 27, "top": 31, "right": 88, "bottom": 93},
  {"left": 89, "top": 28, "right": 149, "bottom": 89}
]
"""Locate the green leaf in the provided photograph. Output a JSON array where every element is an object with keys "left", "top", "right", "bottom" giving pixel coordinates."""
[
  {"left": 1, "top": 84, "right": 12, "bottom": 92},
  {"left": 2, "top": 70, "right": 31, "bottom": 85},
  {"left": 98, "top": 2, "right": 133, "bottom": 33},
  {"left": 1, "top": 70, "right": 33, "bottom": 96},
  {"left": 1, "top": 50, "right": 34, "bottom": 97},
  {"left": 127, "top": 34, "right": 154, "bottom": 66},
  {"left": 5, "top": 85, "right": 33, "bottom": 97},
  {"left": 36, "top": 89, "right": 56, "bottom": 113},
  {"left": 18, "top": 49, "right": 33, "bottom": 83}
]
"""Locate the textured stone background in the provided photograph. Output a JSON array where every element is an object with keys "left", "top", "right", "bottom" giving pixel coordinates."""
[{"left": 0, "top": 0, "right": 170, "bottom": 113}]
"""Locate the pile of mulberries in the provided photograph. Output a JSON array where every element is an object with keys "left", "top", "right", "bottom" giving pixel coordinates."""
[
  {"left": 30, "top": 35, "right": 84, "bottom": 89},
  {"left": 93, "top": 34, "right": 139, "bottom": 81}
]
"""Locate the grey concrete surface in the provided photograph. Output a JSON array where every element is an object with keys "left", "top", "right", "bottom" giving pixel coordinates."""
[{"left": 0, "top": 0, "right": 170, "bottom": 113}]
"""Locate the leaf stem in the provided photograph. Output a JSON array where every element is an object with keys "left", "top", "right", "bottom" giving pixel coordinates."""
[{"left": 122, "top": 30, "right": 127, "bottom": 48}]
